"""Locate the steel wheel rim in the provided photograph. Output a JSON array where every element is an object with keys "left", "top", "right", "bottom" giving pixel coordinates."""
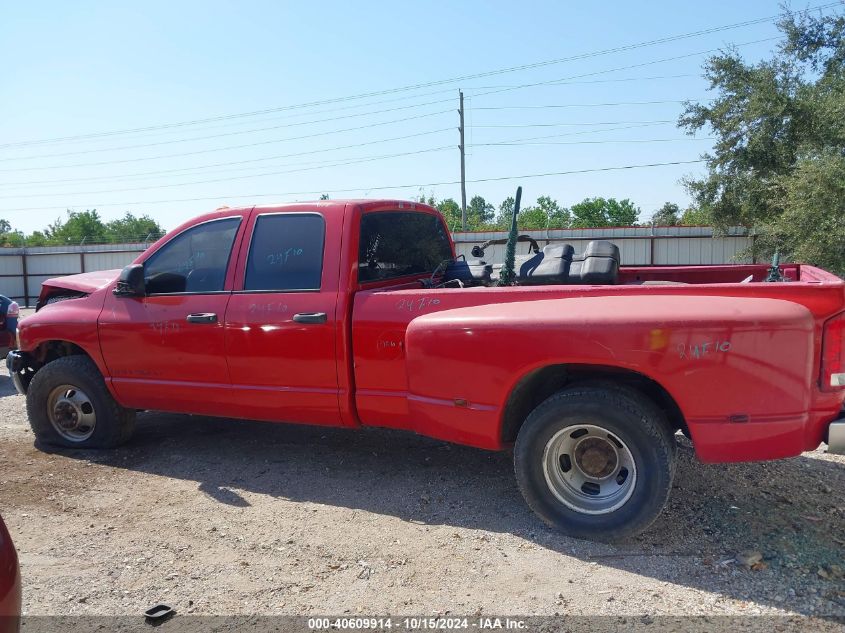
[
  {"left": 46, "top": 384, "right": 97, "bottom": 442},
  {"left": 542, "top": 423, "right": 637, "bottom": 515}
]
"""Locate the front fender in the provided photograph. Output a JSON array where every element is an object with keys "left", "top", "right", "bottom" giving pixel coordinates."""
[
  {"left": 404, "top": 295, "right": 815, "bottom": 458},
  {"left": 15, "top": 292, "right": 113, "bottom": 393}
]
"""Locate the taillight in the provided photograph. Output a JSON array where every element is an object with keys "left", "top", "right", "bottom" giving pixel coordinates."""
[
  {"left": 821, "top": 312, "right": 845, "bottom": 391},
  {"left": 6, "top": 301, "right": 19, "bottom": 318}
]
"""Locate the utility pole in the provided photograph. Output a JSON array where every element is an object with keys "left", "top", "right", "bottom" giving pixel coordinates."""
[{"left": 458, "top": 90, "right": 467, "bottom": 231}]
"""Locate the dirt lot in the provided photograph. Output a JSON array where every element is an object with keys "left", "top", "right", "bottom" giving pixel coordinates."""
[{"left": 0, "top": 365, "right": 843, "bottom": 622}]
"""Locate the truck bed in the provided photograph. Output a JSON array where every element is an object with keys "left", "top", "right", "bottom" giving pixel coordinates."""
[{"left": 350, "top": 262, "right": 845, "bottom": 462}]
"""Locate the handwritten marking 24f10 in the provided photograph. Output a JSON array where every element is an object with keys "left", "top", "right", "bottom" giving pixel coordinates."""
[
  {"left": 396, "top": 297, "right": 441, "bottom": 312},
  {"left": 678, "top": 340, "right": 731, "bottom": 360}
]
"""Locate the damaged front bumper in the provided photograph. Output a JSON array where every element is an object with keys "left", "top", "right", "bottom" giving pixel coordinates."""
[
  {"left": 5, "top": 350, "right": 32, "bottom": 395},
  {"left": 828, "top": 418, "right": 845, "bottom": 455}
]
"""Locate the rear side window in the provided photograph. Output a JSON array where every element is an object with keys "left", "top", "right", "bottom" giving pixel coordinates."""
[
  {"left": 244, "top": 214, "right": 325, "bottom": 291},
  {"left": 144, "top": 217, "right": 240, "bottom": 294},
  {"left": 358, "top": 212, "right": 452, "bottom": 282}
]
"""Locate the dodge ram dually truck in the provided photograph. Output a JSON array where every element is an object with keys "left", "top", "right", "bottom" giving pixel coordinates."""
[{"left": 6, "top": 199, "right": 845, "bottom": 541}]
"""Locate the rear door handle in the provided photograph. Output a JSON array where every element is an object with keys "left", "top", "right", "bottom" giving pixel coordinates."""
[
  {"left": 186, "top": 312, "right": 218, "bottom": 324},
  {"left": 293, "top": 312, "right": 327, "bottom": 324}
]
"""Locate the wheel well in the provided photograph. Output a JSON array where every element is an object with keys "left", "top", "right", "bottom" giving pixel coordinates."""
[
  {"left": 32, "top": 340, "right": 91, "bottom": 367},
  {"left": 500, "top": 364, "right": 687, "bottom": 444}
]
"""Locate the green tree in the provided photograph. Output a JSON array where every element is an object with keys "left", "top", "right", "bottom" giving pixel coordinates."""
[
  {"left": 650, "top": 202, "right": 681, "bottom": 226},
  {"left": 517, "top": 204, "right": 549, "bottom": 230},
  {"left": 678, "top": 206, "right": 711, "bottom": 225},
  {"left": 570, "top": 197, "right": 640, "bottom": 227},
  {"left": 536, "top": 196, "right": 570, "bottom": 228},
  {"left": 105, "top": 212, "right": 164, "bottom": 242},
  {"left": 679, "top": 8, "right": 845, "bottom": 273},
  {"left": 45, "top": 210, "right": 108, "bottom": 244},
  {"left": 507, "top": 197, "right": 567, "bottom": 229},
  {"left": 25, "top": 231, "right": 50, "bottom": 246},
  {"left": 467, "top": 195, "right": 495, "bottom": 228},
  {"left": 766, "top": 150, "right": 845, "bottom": 274},
  {"left": 495, "top": 196, "right": 516, "bottom": 229},
  {"left": 435, "top": 198, "right": 462, "bottom": 231}
]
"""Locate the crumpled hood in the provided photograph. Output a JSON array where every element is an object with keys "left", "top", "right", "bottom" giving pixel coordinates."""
[{"left": 42, "top": 269, "right": 121, "bottom": 295}]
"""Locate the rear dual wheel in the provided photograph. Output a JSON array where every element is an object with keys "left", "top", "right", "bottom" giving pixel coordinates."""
[{"left": 515, "top": 385, "right": 676, "bottom": 542}]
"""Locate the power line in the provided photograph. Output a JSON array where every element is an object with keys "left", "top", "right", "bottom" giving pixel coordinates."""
[
  {"left": 470, "top": 74, "right": 698, "bottom": 88},
  {"left": 0, "top": 33, "right": 792, "bottom": 174},
  {"left": 0, "top": 100, "right": 457, "bottom": 160},
  {"left": 473, "top": 100, "right": 698, "bottom": 111},
  {"left": 0, "top": 126, "right": 453, "bottom": 174},
  {"left": 1, "top": 148, "right": 453, "bottom": 188},
  {"left": 2, "top": 35, "right": 770, "bottom": 169},
  {"left": 0, "top": 159, "right": 705, "bottom": 213},
  {"left": 0, "top": 78, "right": 690, "bottom": 151},
  {"left": 472, "top": 122, "right": 684, "bottom": 145},
  {"left": 0, "top": 119, "right": 675, "bottom": 187},
  {"left": 471, "top": 137, "right": 714, "bottom": 147},
  {"left": 0, "top": 87, "right": 464, "bottom": 150},
  {"left": 3, "top": 109, "right": 453, "bottom": 163},
  {"left": 465, "top": 35, "right": 783, "bottom": 101},
  {"left": 2, "top": 2, "right": 837, "bottom": 148},
  {"left": 0, "top": 100, "right": 691, "bottom": 162},
  {"left": 0, "top": 147, "right": 454, "bottom": 199},
  {"left": 2, "top": 139, "right": 712, "bottom": 199},
  {"left": 471, "top": 120, "right": 675, "bottom": 128}
]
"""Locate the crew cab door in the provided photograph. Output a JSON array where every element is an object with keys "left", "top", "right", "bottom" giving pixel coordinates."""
[
  {"left": 224, "top": 209, "right": 341, "bottom": 425},
  {"left": 99, "top": 215, "right": 246, "bottom": 414}
]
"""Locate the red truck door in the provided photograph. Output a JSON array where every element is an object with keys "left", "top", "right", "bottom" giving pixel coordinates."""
[
  {"left": 224, "top": 209, "right": 341, "bottom": 425},
  {"left": 99, "top": 215, "right": 246, "bottom": 414}
]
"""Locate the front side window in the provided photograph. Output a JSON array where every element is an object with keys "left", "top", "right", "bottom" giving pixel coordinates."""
[
  {"left": 144, "top": 217, "right": 240, "bottom": 294},
  {"left": 244, "top": 214, "right": 325, "bottom": 291},
  {"left": 358, "top": 212, "right": 452, "bottom": 282}
]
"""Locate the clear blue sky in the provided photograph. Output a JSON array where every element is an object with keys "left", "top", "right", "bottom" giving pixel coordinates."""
[{"left": 0, "top": 0, "right": 823, "bottom": 234}]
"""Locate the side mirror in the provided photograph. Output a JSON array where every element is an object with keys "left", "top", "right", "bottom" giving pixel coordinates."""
[{"left": 113, "top": 264, "right": 145, "bottom": 297}]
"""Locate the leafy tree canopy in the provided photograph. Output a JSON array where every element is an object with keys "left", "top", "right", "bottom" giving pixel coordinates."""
[
  {"left": 680, "top": 7, "right": 845, "bottom": 273},
  {"left": 570, "top": 197, "right": 639, "bottom": 228},
  {"left": 0, "top": 210, "right": 165, "bottom": 247},
  {"left": 650, "top": 202, "right": 681, "bottom": 226}
]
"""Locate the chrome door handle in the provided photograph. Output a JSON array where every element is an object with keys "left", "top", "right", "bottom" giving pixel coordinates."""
[
  {"left": 186, "top": 312, "right": 218, "bottom": 324},
  {"left": 292, "top": 312, "right": 327, "bottom": 324}
]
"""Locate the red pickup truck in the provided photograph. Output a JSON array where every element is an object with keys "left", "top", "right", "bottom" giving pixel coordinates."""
[{"left": 7, "top": 200, "right": 845, "bottom": 541}]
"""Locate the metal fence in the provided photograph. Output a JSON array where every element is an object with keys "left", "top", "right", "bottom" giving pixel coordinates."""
[
  {"left": 452, "top": 226, "right": 753, "bottom": 267},
  {"left": 0, "top": 243, "right": 147, "bottom": 307},
  {"left": 0, "top": 227, "right": 753, "bottom": 307}
]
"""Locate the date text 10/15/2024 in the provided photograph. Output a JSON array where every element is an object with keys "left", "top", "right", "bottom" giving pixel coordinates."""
[{"left": 307, "top": 617, "right": 527, "bottom": 630}]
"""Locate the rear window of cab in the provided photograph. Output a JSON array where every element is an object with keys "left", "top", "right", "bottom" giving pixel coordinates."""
[{"left": 358, "top": 212, "right": 452, "bottom": 282}]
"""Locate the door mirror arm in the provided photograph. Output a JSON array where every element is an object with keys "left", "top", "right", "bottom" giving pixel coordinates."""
[{"left": 113, "top": 264, "right": 146, "bottom": 297}]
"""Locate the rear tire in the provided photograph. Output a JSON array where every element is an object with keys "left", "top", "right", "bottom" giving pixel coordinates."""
[
  {"left": 26, "top": 355, "right": 135, "bottom": 449},
  {"left": 514, "top": 384, "right": 676, "bottom": 542}
]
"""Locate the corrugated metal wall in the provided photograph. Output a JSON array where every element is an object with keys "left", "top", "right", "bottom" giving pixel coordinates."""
[
  {"left": 0, "top": 244, "right": 146, "bottom": 306},
  {"left": 0, "top": 228, "right": 753, "bottom": 306},
  {"left": 452, "top": 226, "right": 753, "bottom": 267}
]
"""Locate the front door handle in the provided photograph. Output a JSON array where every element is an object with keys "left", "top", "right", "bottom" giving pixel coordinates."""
[
  {"left": 293, "top": 312, "right": 327, "bottom": 324},
  {"left": 186, "top": 312, "right": 218, "bottom": 324}
]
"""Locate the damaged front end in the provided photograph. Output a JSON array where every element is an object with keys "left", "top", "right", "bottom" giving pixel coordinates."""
[{"left": 6, "top": 349, "right": 35, "bottom": 395}]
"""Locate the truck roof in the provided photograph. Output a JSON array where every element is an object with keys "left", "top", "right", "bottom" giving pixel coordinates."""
[{"left": 161, "top": 199, "right": 441, "bottom": 246}]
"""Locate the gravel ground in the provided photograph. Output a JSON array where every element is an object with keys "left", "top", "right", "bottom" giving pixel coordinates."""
[{"left": 0, "top": 362, "right": 843, "bottom": 623}]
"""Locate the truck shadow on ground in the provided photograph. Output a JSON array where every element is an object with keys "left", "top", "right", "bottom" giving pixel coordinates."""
[
  {"left": 50, "top": 412, "right": 845, "bottom": 618},
  {"left": 0, "top": 376, "right": 18, "bottom": 399}
]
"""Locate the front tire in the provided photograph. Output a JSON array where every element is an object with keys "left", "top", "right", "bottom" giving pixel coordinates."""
[
  {"left": 26, "top": 355, "right": 135, "bottom": 449},
  {"left": 514, "top": 384, "right": 676, "bottom": 542}
]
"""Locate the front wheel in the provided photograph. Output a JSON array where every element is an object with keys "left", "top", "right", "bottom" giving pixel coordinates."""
[
  {"left": 26, "top": 355, "right": 135, "bottom": 449},
  {"left": 514, "top": 385, "right": 676, "bottom": 542}
]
